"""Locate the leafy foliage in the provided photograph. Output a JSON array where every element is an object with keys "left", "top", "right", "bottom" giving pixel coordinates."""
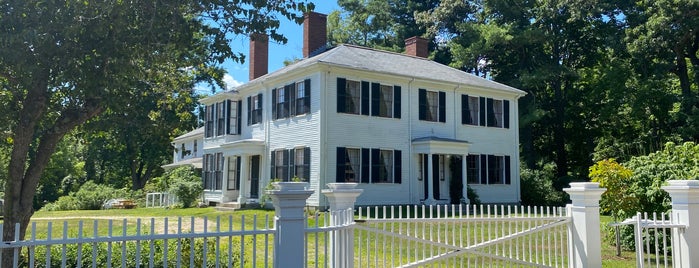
[
  {"left": 164, "top": 167, "right": 204, "bottom": 208},
  {"left": 41, "top": 181, "right": 132, "bottom": 211},
  {"left": 520, "top": 162, "right": 567, "bottom": 207},
  {"left": 589, "top": 159, "right": 635, "bottom": 220}
]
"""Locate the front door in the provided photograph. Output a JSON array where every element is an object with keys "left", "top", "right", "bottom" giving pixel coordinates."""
[{"left": 249, "top": 155, "right": 260, "bottom": 198}]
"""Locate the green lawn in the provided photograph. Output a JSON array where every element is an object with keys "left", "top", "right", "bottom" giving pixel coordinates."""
[{"left": 17, "top": 208, "right": 639, "bottom": 267}]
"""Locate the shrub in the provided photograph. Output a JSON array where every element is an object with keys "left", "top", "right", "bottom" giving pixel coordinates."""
[
  {"left": 165, "top": 166, "right": 203, "bottom": 208},
  {"left": 589, "top": 158, "right": 636, "bottom": 219},
  {"left": 520, "top": 162, "right": 567, "bottom": 206},
  {"left": 41, "top": 181, "right": 130, "bottom": 211}
]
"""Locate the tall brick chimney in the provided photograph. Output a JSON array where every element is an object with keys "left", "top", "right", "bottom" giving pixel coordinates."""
[
  {"left": 405, "top": 36, "right": 429, "bottom": 58},
  {"left": 303, "top": 12, "right": 327, "bottom": 58},
  {"left": 249, "top": 33, "right": 268, "bottom": 80}
]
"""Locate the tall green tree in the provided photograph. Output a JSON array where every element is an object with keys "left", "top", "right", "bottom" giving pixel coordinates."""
[
  {"left": 0, "top": 1, "right": 311, "bottom": 263},
  {"left": 328, "top": 0, "right": 439, "bottom": 51}
]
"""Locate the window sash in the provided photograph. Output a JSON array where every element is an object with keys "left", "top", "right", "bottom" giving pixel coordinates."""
[
  {"left": 227, "top": 157, "right": 238, "bottom": 190},
  {"left": 379, "top": 85, "right": 393, "bottom": 117},
  {"left": 492, "top": 99, "right": 503, "bottom": 128},
  {"left": 426, "top": 91, "right": 439, "bottom": 121},
  {"left": 345, "top": 148, "right": 360, "bottom": 182},
  {"left": 468, "top": 96, "right": 479, "bottom": 125},
  {"left": 374, "top": 150, "right": 393, "bottom": 183},
  {"left": 346, "top": 81, "right": 361, "bottom": 114},
  {"left": 467, "top": 155, "right": 480, "bottom": 184},
  {"left": 228, "top": 101, "right": 238, "bottom": 134}
]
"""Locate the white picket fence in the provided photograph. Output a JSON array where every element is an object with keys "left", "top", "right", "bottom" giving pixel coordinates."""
[
  {"left": 612, "top": 212, "right": 683, "bottom": 268},
  {"left": 0, "top": 180, "right": 698, "bottom": 268}
]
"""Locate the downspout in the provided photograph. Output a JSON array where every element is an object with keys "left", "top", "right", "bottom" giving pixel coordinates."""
[{"left": 407, "top": 77, "right": 414, "bottom": 203}]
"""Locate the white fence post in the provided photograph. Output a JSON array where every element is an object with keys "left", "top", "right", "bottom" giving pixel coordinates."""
[
  {"left": 267, "top": 182, "right": 313, "bottom": 268},
  {"left": 662, "top": 180, "right": 699, "bottom": 268},
  {"left": 564, "top": 182, "right": 605, "bottom": 268},
  {"left": 322, "top": 183, "right": 363, "bottom": 268}
]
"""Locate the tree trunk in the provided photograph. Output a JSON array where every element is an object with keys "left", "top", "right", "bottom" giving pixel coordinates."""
[
  {"left": 2, "top": 92, "right": 103, "bottom": 267},
  {"left": 675, "top": 46, "right": 692, "bottom": 117},
  {"left": 552, "top": 78, "right": 568, "bottom": 181}
]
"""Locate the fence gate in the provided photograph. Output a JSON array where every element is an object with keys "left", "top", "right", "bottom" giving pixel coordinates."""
[{"left": 354, "top": 204, "right": 570, "bottom": 268}]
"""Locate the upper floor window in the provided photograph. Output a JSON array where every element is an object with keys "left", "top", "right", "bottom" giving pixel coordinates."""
[
  {"left": 462, "top": 95, "right": 510, "bottom": 128},
  {"left": 336, "top": 147, "right": 402, "bottom": 184},
  {"left": 247, "top": 93, "right": 263, "bottom": 125},
  {"left": 273, "top": 79, "right": 311, "bottom": 120},
  {"left": 205, "top": 100, "right": 241, "bottom": 138},
  {"left": 193, "top": 140, "right": 198, "bottom": 157},
  {"left": 419, "top": 89, "right": 445, "bottom": 122},
  {"left": 338, "top": 78, "right": 401, "bottom": 118}
]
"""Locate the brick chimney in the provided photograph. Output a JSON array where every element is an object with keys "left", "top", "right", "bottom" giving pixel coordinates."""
[
  {"left": 405, "top": 36, "right": 429, "bottom": 58},
  {"left": 303, "top": 12, "right": 327, "bottom": 58},
  {"left": 249, "top": 33, "right": 268, "bottom": 80}
]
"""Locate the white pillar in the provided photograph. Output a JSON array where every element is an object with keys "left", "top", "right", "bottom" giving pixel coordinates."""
[
  {"left": 426, "top": 153, "right": 434, "bottom": 204},
  {"left": 322, "top": 183, "right": 363, "bottom": 268},
  {"left": 461, "top": 155, "right": 469, "bottom": 204},
  {"left": 563, "top": 182, "right": 605, "bottom": 268},
  {"left": 662, "top": 180, "right": 699, "bottom": 268},
  {"left": 267, "top": 182, "right": 313, "bottom": 268},
  {"left": 237, "top": 154, "right": 249, "bottom": 204}
]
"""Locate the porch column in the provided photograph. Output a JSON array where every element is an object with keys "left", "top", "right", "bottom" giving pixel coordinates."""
[
  {"left": 564, "top": 182, "right": 605, "bottom": 268},
  {"left": 237, "top": 154, "right": 249, "bottom": 204},
  {"left": 426, "top": 153, "right": 434, "bottom": 204},
  {"left": 662, "top": 180, "right": 699, "bottom": 268},
  {"left": 461, "top": 155, "right": 469, "bottom": 204},
  {"left": 322, "top": 183, "right": 363, "bottom": 268},
  {"left": 268, "top": 182, "right": 313, "bottom": 268}
]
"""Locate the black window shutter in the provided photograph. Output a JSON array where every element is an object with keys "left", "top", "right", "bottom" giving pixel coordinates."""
[
  {"left": 236, "top": 101, "right": 242, "bottom": 134},
  {"left": 504, "top": 100, "right": 510, "bottom": 129},
  {"left": 337, "top": 78, "right": 346, "bottom": 113},
  {"left": 371, "top": 82, "right": 380, "bottom": 116},
  {"left": 336, "top": 147, "right": 346, "bottom": 182},
  {"left": 487, "top": 98, "right": 495, "bottom": 127},
  {"left": 283, "top": 149, "right": 290, "bottom": 181},
  {"left": 419, "top": 89, "right": 427, "bottom": 120},
  {"left": 480, "top": 154, "right": 488, "bottom": 184},
  {"left": 270, "top": 151, "right": 277, "bottom": 180},
  {"left": 488, "top": 155, "right": 497, "bottom": 184},
  {"left": 394, "top": 150, "right": 402, "bottom": 184},
  {"left": 288, "top": 149, "right": 294, "bottom": 181},
  {"left": 258, "top": 93, "right": 263, "bottom": 123},
  {"left": 226, "top": 100, "right": 231, "bottom": 134},
  {"left": 304, "top": 147, "right": 311, "bottom": 180},
  {"left": 371, "top": 148, "right": 380, "bottom": 183},
  {"left": 479, "top": 97, "right": 486, "bottom": 126},
  {"left": 505, "top": 155, "right": 511, "bottom": 184},
  {"left": 394, "top": 86, "right": 401, "bottom": 119},
  {"left": 289, "top": 84, "right": 296, "bottom": 116},
  {"left": 438, "top": 91, "right": 446, "bottom": 122},
  {"left": 361, "top": 148, "right": 370, "bottom": 183},
  {"left": 272, "top": 88, "right": 277, "bottom": 119},
  {"left": 461, "top": 94, "right": 469, "bottom": 124},
  {"left": 235, "top": 157, "right": 241, "bottom": 190},
  {"left": 247, "top": 97, "right": 252, "bottom": 126},
  {"left": 285, "top": 84, "right": 293, "bottom": 117},
  {"left": 361, "top": 81, "right": 370, "bottom": 115},
  {"left": 304, "top": 79, "right": 311, "bottom": 114}
]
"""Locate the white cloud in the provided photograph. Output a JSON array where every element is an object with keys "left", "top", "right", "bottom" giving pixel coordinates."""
[{"left": 223, "top": 74, "right": 243, "bottom": 90}]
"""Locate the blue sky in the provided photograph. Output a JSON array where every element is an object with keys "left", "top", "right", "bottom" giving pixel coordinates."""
[{"left": 210, "top": 1, "right": 340, "bottom": 93}]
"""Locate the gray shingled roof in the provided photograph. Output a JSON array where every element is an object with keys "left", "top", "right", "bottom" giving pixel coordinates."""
[
  {"left": 173, "top": 127, "right": 203, "bottom": 141},
  {"left": 246, "top": 44, "right": 525, "bottom": 95}
]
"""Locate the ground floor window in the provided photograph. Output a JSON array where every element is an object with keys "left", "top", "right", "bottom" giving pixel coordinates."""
[
  {"left": 271, "top": 147, "right": 311, "bottom": 181},
  {"left": 203, "top": 153, "right": 223, "bottom": 190},
  {"left": 466, "top": 154, "right": 511, "bottom": 185},
  {"left": 227, "top": 156, "right": 240, "bottom": 190},
  {"left": 337, "top": 147, "right": 401, "bottom": 184}
]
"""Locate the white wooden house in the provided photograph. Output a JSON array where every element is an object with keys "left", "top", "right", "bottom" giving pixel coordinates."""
[
  {"left": 196, "top": 12, "right": 526, "bottom": 208},
  {"left": 163, "top": 127, "right": 203, "bottom": 170}
]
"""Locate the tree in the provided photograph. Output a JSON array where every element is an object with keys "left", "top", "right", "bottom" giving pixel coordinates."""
[
  {"left": 0, "top": 0, "right": 312, "bottom": 264},
  {"left": 328, "top": 0, "right": 439, "bottom": 51}
]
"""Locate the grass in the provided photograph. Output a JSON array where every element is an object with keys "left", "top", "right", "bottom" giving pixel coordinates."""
[{"left": 11, "top": 208, "right": 640, "bottom": 267}]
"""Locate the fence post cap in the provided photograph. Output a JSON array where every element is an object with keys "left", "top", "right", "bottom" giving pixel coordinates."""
[{"left": 663, "top": 180, "right": 699, "bottom": 189}]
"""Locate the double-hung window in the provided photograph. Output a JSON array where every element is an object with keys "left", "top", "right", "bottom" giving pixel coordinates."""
[
  {"left": 338, "top": 78, "right": 402, "bottom": 118},
  {"left": 337, "top": 147, "right": 401, "bottom": 184},
  {"left": 339, "top": 79, "right": 362, "bottom": 114},
  {"left": 216, "top": 102, "right": 225, "bottom": 136},
  {"left": 247, "top": 94, "right": 263, "bottom": 125},
  {"left": 461, "top": 95, "right": 480, "bottom": 125},
  {"left": 227, "top": 156, "right": 241, "bottom": 190},
  {"left": 227, "top": 100, "right": 241, "bottom": 135},
  {"left": 270, "top": 147, "right": 311, "bottom": 181},
  {"left": 205, "top": 105, "right": 214, "bottom": 137},
  {"left": 419, "top": 89, "right": 446, "bottom": 122},
  {"left": 295, "top": 81, "right": 311, "bottom": 115},
  {"left": 466, "top": 154, "right": 511, "bottom": 185},
  {"left": 273, "top": 79, "right": 311, "bottom": 119},
  {"left": 488, "top": 99, "right": 504, "bottom": 128}
]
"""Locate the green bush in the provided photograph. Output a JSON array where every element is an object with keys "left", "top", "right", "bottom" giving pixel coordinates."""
[
  {"left": 520, "top": 162, "right": 567, "bottom": 206},
  {"left": 165, "top": 166, "right": 203, "bottom": 208},
  {"left": 20, "top": 237, "right": 240, "bottom": 267},
  {"left": 41, "top": 181, "right": 131, "bottom": 211}
]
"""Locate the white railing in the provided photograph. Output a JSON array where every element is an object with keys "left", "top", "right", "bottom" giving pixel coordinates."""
[
  {"left": 145, "top": 192, "right": 178, "bottom": 208},
  {"left": 612, "top": 212, "right": 684, "bottom": 268},
  {"left": 355, "top": 204, "right": 570, "bottom": 268},
  {"left": 0, "top": 215, "right": 274, "bottom": 267}
]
